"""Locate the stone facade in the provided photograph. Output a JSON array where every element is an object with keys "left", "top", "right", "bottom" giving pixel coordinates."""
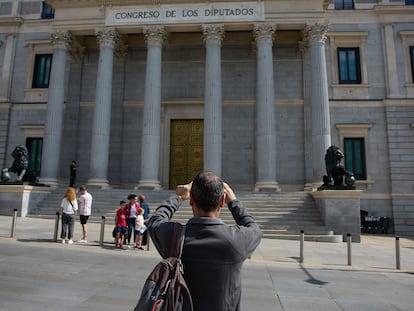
[{"left": 0, "top": 0, "right": 413, "bottom": 235}]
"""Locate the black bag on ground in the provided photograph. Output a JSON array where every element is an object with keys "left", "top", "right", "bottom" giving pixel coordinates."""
[{"left": 134, "top": 223, "right": 194, "bottom": 311}]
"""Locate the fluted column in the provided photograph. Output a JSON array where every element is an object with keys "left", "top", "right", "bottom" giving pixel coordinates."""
[
  {"left": 87, "top": 29, "right": 118, "bottom": 189},
  {"left": 137, "top": 26, "right": 166, "bottom": 190},
  {"left": 299, "top": 37, "right": 313, "bottom": 191},
  {"left": 202, "top": 24, "right": 224, "bottom": 175},
  {"left": 39, "top": 30, "right": 71, "bottom": 186},
  {"left": 254, "top": 23, "right": 280, "bottom": 192},
  {"left": 304, "top": 23, "right": 331, "bottom": 187}
]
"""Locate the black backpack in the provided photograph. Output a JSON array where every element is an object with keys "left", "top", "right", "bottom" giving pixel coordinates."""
[{"left": 134, "top": 223, "right": 194, "bottom": 311}]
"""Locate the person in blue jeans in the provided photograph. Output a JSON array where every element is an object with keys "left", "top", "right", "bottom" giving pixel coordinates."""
[
  {"left": 60, "top": 187, "right": 78, "bottom": 244},
  {"left": 126, "top": 194, "right": 140, "bottom": 247}
]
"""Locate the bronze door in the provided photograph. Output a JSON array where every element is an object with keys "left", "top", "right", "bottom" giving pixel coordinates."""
[{"left": 169, "top": 119, "right": 203, "bottom": 189}]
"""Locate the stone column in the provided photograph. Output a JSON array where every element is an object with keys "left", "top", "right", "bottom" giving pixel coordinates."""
[
  {"left": 253, "top": 24, "right": 280, "bottom": 192},
  {"left": 383, "top": 23, "right": 400, "bottom": 98},
  {"left": 202, "top": 24, "right": 224, "bottom": 176},
  {"left": 39, "top": 30, "right": 71, "bottom": 186},
  {"left": 299, "top": 37, "right": 313, "bottom": 191},
  {"left": 87, "top": 29, "right": 118, "bottom": 189},
  {"left": 304, "top": 23, "right": 331, "bottom": 188},
  {"left": 137, "top": 26, "right": 166, "bottom": 190}
]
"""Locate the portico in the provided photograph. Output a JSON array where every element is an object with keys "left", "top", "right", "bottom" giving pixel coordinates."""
[{"left": 38, "top": 1, "right": 331, "bottom": 191}]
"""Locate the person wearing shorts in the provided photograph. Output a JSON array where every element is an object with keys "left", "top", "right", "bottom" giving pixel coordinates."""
[
  {"left": 115, "top": 201, "right": 128, "bottom": 248},
  {"left": 77, "top": 185, "right": 93, "bottom": 243}
]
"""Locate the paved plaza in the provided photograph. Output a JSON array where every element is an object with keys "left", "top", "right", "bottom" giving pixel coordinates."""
[{"left": 0, "top": 215, "right": 413, "bottom": 311}]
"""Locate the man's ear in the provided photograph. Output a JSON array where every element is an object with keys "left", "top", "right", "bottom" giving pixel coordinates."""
[
  {"left": 189, "top": 192, "right": 194, "bottom": 207},
  {"left": 219, "top": 194, "right": 225, "bottom": 208}
]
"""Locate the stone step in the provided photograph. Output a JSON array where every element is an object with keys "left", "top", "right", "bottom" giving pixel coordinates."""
[{"left": 28, "top": 187, "right": 342, "bottom": 242}]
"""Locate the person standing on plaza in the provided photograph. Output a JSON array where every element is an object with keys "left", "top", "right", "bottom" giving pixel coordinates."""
[
  {"left": 115, "top": 200, "right": 128, "bottom": 248},
  {"left": 69, "top": 160, "right": 77, "bottom": 187},
  {"left": 134, "top": 208, "right": 146, "bottom": 250},
  {"left": 77, "top": 185, "right": 93, "bottom": 243},
  {"left": 126, "top": 194, "right": 140, "bottom": 247},
  {"left": 146, "top": 171, "right": 262, "bottom": 311},
  {"left": 138, "top": 194, "right": 150, "bottom": 246},
  {"left": 60, "top": 187, "right": 78, "bottom": 244}
]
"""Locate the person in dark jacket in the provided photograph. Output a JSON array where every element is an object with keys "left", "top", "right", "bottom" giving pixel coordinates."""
[{"left": 147, "top": 171, "right": 262, "bottom": 311}]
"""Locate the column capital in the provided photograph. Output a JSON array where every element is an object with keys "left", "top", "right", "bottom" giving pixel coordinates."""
[
  {"left": 143, "top": 26, "right": 166, "bottom": 47},
  {"left": 304, "top": 23, "right": 329, "bottom": 45},
  {"left": 202, "top": 24, "right": 225, "bottom": 44},
  {"left": 50, "top": 30, "right": 72, "bottom": 50},
  {"left": 254, "top": 23, "right": 276, "bottom": 45},
  {"left": 69, "top": 38, "right": 85, "bottom": 63},
  {"left": 95, "top": 28, "right": 119, "bottom": 49}
]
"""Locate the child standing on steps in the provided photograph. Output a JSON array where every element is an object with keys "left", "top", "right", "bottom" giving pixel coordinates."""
[
  {"left": 115, "top": 201, "right": 128, "bottom": 248},
  {"left": 134, "top": 208, "right": 146, "bottom": 250}
]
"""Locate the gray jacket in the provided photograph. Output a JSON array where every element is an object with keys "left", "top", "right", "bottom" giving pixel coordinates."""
[{"left": 147, "top": 195, "right": 262, "bottom": 311}]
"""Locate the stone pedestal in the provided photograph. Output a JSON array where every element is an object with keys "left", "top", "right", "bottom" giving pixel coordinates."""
[
  {"left": 312, "top": 190, "right": 362, "bottom": 242},
  {"left": 0, "top": 185, "right": 52, "bottom": 217}
]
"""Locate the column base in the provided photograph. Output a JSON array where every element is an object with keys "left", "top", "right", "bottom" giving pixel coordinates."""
[
  {"left": 135, "top": 180, "right": 162, "bottom": 190},
  {"left": 37, "top": 178, "right": 60, "bottom": 189},
  {"left": 87, "top": 179, "right": 111, "bottom": 189},
  {"left": 254, "top": 181, "right": 281, "bottom": 192}
]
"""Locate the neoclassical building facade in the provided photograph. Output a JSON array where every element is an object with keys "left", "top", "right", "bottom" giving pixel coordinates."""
[{"left": 0, "top": 0, "right": 413, "bottom": 234}]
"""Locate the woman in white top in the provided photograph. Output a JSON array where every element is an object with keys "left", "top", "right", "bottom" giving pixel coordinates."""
[
  {"left": 60, "top": 187, "right": 78, "bottom": 244},
  {"left": 126, "top": 194, "right": 140, "bottom": 246}
]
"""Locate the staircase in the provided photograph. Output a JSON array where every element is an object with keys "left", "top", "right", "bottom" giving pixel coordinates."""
[{"left": 29, "top": 188, "right": 342, "bottom": 242}]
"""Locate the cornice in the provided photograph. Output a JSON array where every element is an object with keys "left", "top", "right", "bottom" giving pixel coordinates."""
[{"left": 0, "top": 17, "right": 23, "bottom": 28}]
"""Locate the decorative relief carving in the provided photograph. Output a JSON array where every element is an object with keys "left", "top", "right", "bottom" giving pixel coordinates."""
[
  {"left": 253, "top": 23, "right": 276, "bottom": 45},
  {"left": 69, "top": 38, "right": 85, "bottom": 63},
  {"left": 50, "top": 30, "right": 72, "bottom": 49},
  {"left": 304, "top": 23, "right": 329, "bottom": 45},
  {"left": 202, "top": 24, "right": 225, "bottom": 44},
  {"left": 96, "top": 28, "right": 119, "bottom": 49},
  {"left": 143, "top": 26, "right": 167, "bottom": 47}
]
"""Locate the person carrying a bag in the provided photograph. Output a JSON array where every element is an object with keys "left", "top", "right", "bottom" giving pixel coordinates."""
[
  {"left": 60, "top": 187, "right": 78, "bottom": 244},
  {"left": 147, "top": 172, "right": 262, "bottom": 311}
]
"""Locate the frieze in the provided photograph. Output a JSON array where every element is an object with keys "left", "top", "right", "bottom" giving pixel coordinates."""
[{"left": 106, "top": 2, "right": 264, "bottom": 26}]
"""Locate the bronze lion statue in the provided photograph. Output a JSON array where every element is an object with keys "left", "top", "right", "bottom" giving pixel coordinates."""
[
  {"left": 1, "top": 145, "right": 29, "bottom": 182},
  {"left": 322, "top": 145, "right": 355, "bottom": 188}
]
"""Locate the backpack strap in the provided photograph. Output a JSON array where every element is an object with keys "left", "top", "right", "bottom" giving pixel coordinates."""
[{"left": 170, "top": 223, "right": 185, "bottom": 258}]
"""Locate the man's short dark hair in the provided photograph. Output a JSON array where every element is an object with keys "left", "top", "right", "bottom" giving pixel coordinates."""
[{"left": 191, "top": 172, "right": 224, "bottom": 212}]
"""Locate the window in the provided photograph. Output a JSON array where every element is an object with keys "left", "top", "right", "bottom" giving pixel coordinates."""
[
  {"left": 41, "top": 2, "right": 55, "bottom": 19},
  {"left": 32, "top": 54, "right": 52, "bottom": 88},
  {"left": 334, "top": 0, "right": 354, "bottom": 10},
  {"left": 406, "top": 0, "right": 414, "bottom": 5},
  {"left": 26, "top": 137, "right": 43, "bottom": 178},
  {"left": 337, "top": 48, "right": 361, "bottom": 84},
  {"left": 411, "top": 46, "right": 414, "bottom": 82},
  {"left": 344, "top": 138, "right": 366, "bottom": 180}
]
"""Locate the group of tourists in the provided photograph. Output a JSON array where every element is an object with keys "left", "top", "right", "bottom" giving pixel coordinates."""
[
  {"left": 115, "top": 194, "right": 150, "bottom": 249},
  {"left": 61, "top": 161, "right": 150, "bottom": 248}
]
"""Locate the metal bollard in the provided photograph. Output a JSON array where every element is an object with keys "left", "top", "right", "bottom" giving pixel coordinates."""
[
  {"left": 99, "top": 216, "right": 106, "bottom": 247},
  {"left": 10, "top": 209, "right": 18, "bottom": 238},
  {"left": 395, "top": 236, "right": 401, "bottom": 270},
  {"left": 146, "top": 232, "right": 150, "bottom": 251},
  {"left": 53, "top": 212, "right": 60, "bottom": 242},
  {"left": 299, "top": 230, "right": 304, "bottom": 263},
  {"left": 347, "top": 233, "right": 352, "bottom": 266}
]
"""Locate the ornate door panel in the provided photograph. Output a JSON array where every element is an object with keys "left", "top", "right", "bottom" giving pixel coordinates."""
[{"left": 169, "top": 119, "right": 203, "bottom": 189}]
